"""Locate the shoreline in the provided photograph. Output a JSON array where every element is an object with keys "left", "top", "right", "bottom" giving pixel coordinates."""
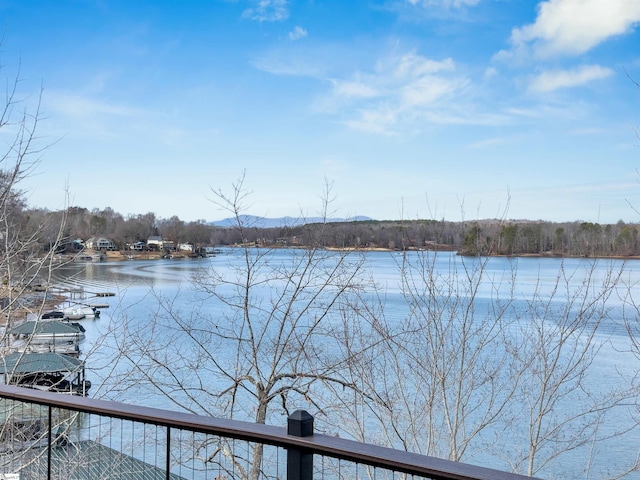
[
  {"left": 325, "top": 246, "right": 640, "bottom": 260},
  {"left": 106, "top": 248, "right": 640, "bottom": 261},
  {"left": 0, "top": 287, "right": 67, "bottom": 326},
  {"left": 64, "top": 246, "right": 640, "bottom": 263}
]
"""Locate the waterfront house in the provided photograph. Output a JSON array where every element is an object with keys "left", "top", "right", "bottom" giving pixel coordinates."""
[
  {"left": 178, "top": 243, "right": 193, "bottom": 252},
  {"left": 129, "top": 241, "right": 146, "bottom": 250},
  {"left": 84, "top": 236, "right": 117, "bottom": 251},
  {"left": 147, "top": 236, "right": 163, "bottom": 250},
  {"left": 147, "top": 236, "right": 174, "bottom": 251}
]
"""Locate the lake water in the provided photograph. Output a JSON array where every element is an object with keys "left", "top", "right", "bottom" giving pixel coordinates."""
[{"left": 51, "top": 248, "right": 640, "bottom": 479}]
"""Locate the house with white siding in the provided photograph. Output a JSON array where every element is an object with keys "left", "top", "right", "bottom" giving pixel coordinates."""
[
  {"left": 85, "top": 237, "right": 117, "bottom": 251},
  {"left": 147, "top": 236, "right": 174, "bottom": 251}
]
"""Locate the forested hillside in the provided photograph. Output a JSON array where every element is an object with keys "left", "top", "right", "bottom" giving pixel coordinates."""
[{"left": 24, "top": 206, "right": 640, "bottom": 258}]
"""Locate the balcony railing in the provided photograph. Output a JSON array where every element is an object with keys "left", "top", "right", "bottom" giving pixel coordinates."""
[{"left": 0, "top": 384, "right": 537, "bottom": 480}]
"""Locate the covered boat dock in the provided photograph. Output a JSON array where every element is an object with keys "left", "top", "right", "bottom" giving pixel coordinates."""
[
  {"left": 0, "top": 352, "right": 90, "bottom": 396},
  {"left": 9, "top": 320, "right": 85, "bottom": 340},
  {"left": 8, "top": 320, "right": 84, "bottom": 355}
]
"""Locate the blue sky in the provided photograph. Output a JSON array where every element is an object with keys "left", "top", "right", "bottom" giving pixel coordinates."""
[{"left": 2, "top": 0, "right": 640, "bottom": 223}]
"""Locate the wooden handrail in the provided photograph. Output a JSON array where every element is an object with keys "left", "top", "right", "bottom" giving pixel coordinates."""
[{"left": 0, "top": 383, "right": 538, "bottom": 480}]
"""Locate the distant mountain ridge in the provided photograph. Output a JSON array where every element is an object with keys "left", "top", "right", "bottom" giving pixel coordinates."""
[{"left": 211, "top": 215, "right": 372, "bottom": 228}]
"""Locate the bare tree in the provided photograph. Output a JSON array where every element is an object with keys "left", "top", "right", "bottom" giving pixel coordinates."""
[
  {"left": 326, "top": 245, "right": 520, "bottom": 463},
  {"left": 107, "top": 175, "right": 375, "bottom": 479},
  {"left": 326, "top": 231, "right": 635, "bottom": 478},
  {"left": 505, "top": 261, "right": 634, "bottom": 478},
  {"left": 0, "top": 57, "right": 67, "bottom": 332},
  {"left": 0, "top": 53, "right": 74, "bottom": 479}
]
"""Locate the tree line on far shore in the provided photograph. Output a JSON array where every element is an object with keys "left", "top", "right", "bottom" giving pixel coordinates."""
[{"left": 23, "top": 205, "right": 640, "bottom": 258}]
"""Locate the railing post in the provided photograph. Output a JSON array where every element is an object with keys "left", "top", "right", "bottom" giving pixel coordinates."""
[
  {"left": 287, "top": 410, "right": 314, "bottom": 480},
  {"left": 166, "top": 426, "right": 171, "bottom": 480},
  {"left": 47, "top": 406, "right": 52, "bottom": 480}
]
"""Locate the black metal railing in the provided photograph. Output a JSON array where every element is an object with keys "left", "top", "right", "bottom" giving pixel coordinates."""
[{"left": 0, "top": 384, "right": 537, "bottom": 480}]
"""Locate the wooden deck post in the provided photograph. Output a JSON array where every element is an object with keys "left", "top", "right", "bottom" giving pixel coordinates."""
[{"left": 287, "top": 410, "right": 314, "bottom": 480}]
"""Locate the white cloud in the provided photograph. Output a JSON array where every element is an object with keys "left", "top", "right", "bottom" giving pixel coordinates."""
[
  {"left": 528, "top": 64, "right": 614, "bottom": 92},
  {"left": 46, "top": 91, "right": 142, "bottom": 118},
  {"left": 344, "top": 108, "right": 399, "bottom": 135},
  {"left": 484, "top": 67, "right": 498, "bottom": 79},
  {"left": 401, "top": 76, "right": 458, "bottom": 105},
  {"left": 327, "top": 52, "right": 459, "bottom": 104},
  {"left": 327, "top": 52, "right": 471, "bottom": 134},
  {"left": 257, "top": 46, "right": 507, "bottom": 135},
  {"left": 289, "top": 26, "right": 307, "bottom": 40},
  {"left": 392, "top": 54, "right": 455, "bottom": 78},
  {"left": 41, "top": 90, "right": 152, "bottom": 139},
  {"left": 242, "top": 0, "right": 289, "bottom": 22},
  {"left": 407, "top": 0, "right": 480, "bottom": 8},
  {"left": 253, "top": 53, "right": 325, "bottom": 77},
  {"left": 510, "top": 0, "right": 640, "bottom": 58},
  {"left": 468, "top": 136, "right": 509, "bottom": 149},
  {"left": 332, "top": 80, "right": 380, "bottom": 99}
]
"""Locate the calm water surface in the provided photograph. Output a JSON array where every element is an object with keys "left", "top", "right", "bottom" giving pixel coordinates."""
[{"left": 51, "top": 249, "right": 640, "bottom": 479}]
